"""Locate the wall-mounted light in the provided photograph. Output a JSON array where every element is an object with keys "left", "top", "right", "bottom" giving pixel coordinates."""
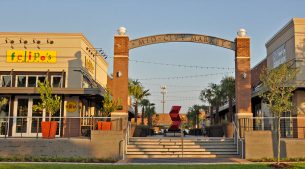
[
  {"left": 116, "top": 71, "right": 122, "bottom": 77},
  {"left": 47, "top": 39, "right": 54, "bottom": 44},
  {"left": 242, "top": 72, "right": 247, "bottom": 79}
]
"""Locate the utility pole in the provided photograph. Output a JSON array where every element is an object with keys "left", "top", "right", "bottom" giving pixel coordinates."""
[{"left": 160, "top": 85, "right": 167, "bottom": 114}]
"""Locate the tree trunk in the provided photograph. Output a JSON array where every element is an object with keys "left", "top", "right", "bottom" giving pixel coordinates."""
[
  {"left": 134, "top": 102, "right": 138, "bottom": 125},
  {"left": 148, "top": 113, "right": 152, "bottom": 129},
  {"left": 141, "top": 106, "right": 145, "bottom": 125},
  {"left": 277, "top": 116, "right": 281, "bottom": 165},
  {"left": 215, "top": 107, "right": 219, "bottom": 124},
  {"left": 228, "top": 97, "right": 233, "bottom": 122}
]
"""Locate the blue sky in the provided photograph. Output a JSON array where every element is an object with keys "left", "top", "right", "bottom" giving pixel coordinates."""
[{"left": 1, "top": 0, "right": 305, "bottom": 113}]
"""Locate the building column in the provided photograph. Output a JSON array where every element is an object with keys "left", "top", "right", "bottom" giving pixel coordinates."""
[
  {"left": 111, "top": 27, "right": 129, "bottom": 127},
  {"left": 235, "top": 29, "right": 253, "bottom": 137}
]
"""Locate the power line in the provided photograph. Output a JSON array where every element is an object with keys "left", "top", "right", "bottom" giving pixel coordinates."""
[
  {"left": 129, "top": 59, "right": 234, "bottom": 70},
  {"left": 140, "top": 82, "right": 210, "bottom": 88},
  {"left": 135, "top": 72, "right": 234, "bottom": 80}
]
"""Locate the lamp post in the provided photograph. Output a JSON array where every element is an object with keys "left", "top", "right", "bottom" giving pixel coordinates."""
[{"left": 160, "top": 85, "right": 167, "bottom": 114}]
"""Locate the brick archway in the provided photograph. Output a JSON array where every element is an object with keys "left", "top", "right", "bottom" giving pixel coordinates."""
[{"left": 111, "top": 32, "right": 252, "bottom": 122}]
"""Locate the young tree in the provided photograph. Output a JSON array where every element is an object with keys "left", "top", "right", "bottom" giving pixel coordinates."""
[
  {"left": 100, "top": 89, "right": 121, "bottom": 118},
  {"left": 33, "top": 80, "right": 61, "bottom": 121},
  {"left": 259, "top": 62, "right": 298, "bottom": 165},
  {"left": 0, "top": 97, "right": 8, "bottom": 110}
]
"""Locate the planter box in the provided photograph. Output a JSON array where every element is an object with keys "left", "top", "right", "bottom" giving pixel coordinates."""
[
  {"left": 41, "top": 121, "right": 58, "bottom": 139},
  {"left": 97, "top": 121, "right": 112, "bottom": 131}
]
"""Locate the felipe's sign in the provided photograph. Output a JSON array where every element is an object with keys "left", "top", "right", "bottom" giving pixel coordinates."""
[{"left": 6, "top": 50, "right": 56, "bottom": 63}]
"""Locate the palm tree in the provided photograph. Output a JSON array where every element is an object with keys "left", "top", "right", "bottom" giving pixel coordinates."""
[
  {"left": 146, "top": 102, "right": 156, "bottom": 130},
  {"left": 220, "top": 76, "right": 235, "bottom": 122},
  {"left": 128, "top": 80, "right": 150, "bottom": 125},
  {"left": 200, "top": 83, "right": 223, "bottom": 124},
  {"left": 187, "top": 105, "right": 207, "bottom": 128},
  {"left": 140, "top": 99, "right": 150, "bottom": 125}
]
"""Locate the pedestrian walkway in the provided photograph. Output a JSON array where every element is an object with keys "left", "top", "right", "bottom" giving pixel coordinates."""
[{"left": 117, "top": 158, "right": 251, "bottom": 164}]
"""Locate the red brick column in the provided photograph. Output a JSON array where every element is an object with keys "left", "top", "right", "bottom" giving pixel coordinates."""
[
  {"left": 112, "top": 35, "right": 129, "bottom": 114},
  {"left": 235, "top": 37, "right": 253, "bottom": 136}
]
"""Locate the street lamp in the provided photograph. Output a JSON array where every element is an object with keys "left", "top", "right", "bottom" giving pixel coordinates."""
[{"left": 160, "top": 85, "right": 167, "bottom": 114}]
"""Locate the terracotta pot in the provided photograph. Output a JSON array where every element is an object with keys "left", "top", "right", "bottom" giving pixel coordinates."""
[
  {"left": 41, "top": 121, "right": 58, "bottom": 139},
  {"left": 224, "top": 122, "right": 234, "bottom": 138},
  {"left": 97, "top": 121, "right": 112, "bottom": 131}
]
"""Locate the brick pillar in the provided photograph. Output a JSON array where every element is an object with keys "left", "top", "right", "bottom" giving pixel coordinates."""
[
  {"left": 235, "top": 36, "right": 253, "bottom": 137},
  {"left": 112, "top": 35, "right": 129, "bottom": 114}
]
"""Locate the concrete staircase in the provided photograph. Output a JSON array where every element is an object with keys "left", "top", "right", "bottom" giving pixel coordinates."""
[{"left": 126, "top": 137, "right": 239, "bottom": 158}]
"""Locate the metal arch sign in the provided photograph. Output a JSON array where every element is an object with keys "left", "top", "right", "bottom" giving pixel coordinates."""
[{"left": 129, "top": 34, "right": 236, "bottom": 51}]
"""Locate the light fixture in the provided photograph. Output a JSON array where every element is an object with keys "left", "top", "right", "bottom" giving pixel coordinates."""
[
  {"left": 116, "top": 71, "right": 122, "bottom": 77},
  {"left": 242, "top": 72, "right": 247, "bottom": 79},
  {"left": 237, "top": 28, "right": 247, "bottom": 37},
  {"left": 47, "top": 39, "right": 54, "bottom": 44},
  {"left": 117, "top": 26, "right": 127, "bottom": 35}
]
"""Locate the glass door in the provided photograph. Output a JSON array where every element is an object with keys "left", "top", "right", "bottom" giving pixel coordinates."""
[
  {"left": 13, "top": 98, "right": 29, "bottom": 136},
  {"left": 13, "top": 97, "right": 45, "bottom": 137},
  {"left": 30, "top": 98, "right": 44, "bottom": 136}
]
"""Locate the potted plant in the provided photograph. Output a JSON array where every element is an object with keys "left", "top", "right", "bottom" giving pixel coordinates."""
[
  {"left": 98, "top": 89, "right": 121, "bottom": 131},
  {"left": 222, "top": 120, "right": 234, "bottom": 138},
  {"left": 33, "top": 80, "right": 61, "bottom": 139}
]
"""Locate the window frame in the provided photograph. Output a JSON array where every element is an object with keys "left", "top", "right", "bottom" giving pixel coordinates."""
[
  {"left": 51, "top": 75, "right": 63, "bottom": 88},
  {"left": 0, "top": 75, "right": 12, "bottom": 87},
  {"left": 16, "top": 75, "right": 27, "bottom": 87}
]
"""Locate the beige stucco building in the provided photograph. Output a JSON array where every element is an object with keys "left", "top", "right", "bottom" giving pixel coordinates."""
[{"left": 0, "top": 32, "right": 108, "bottom": 137}]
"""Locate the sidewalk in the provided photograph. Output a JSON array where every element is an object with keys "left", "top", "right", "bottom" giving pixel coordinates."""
[{"left": 117, "top": 158, "right": 252, "bottom": 164}]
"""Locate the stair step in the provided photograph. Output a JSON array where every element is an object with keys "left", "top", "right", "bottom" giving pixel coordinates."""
[
  {"left": 129, "top": 139, "right": 234, "bottom": 142},
  {"left": 127, "top": 148, "right": 237, "bottom": 152},
  {"left": 130, "top": 137, "right": 234, "bottom": 141},
  {"left": 126, "top": 154, "right": 239, "bottom": 158},
  {"left": 127, "top": 145, "right": 236, "bottom": 149},
  {"left": 126, "top": 151, "right": 238, "bottom": 155},
  {"left": 128, "top": 142, "right": 235, "bottom": 146},
  {"left": 127, "top": 137, "right": 238, "bottom": 158}
]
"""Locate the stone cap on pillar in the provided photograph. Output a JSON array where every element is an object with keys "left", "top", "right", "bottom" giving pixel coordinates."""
[
  {"left": 116, "top": 26, "right": 127, "bottom": 36},
  {"left": 236, "top": 28, "right": 249, "bottom": 38}
]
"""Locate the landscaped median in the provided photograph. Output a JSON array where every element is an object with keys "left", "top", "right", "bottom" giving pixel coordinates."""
[{"left": 0, "top": 164, "right": 305, "bottom": 169}]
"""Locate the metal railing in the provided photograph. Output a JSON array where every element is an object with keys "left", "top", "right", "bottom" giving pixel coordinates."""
[
  {"left": 238, "top": 116, "right": 305, "bottom": 139},
  {"left": 0, "top": 116, "right": 123, "bottom": 139},
  {"left": 233, "top": 121, "right": 243, "bottom": 158}
]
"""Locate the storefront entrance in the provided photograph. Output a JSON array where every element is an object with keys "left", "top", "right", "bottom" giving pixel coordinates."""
[{"left": 12, "top": 96, "right": 61, "bottom": 137}]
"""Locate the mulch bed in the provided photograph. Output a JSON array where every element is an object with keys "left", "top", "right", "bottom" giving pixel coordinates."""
[{"left": 270, "top": 163, "right": 293, "bottom": 169}]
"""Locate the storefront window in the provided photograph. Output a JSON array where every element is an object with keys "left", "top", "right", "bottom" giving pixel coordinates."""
[
  {"left": 17, "top": 76, "right": 26, "bottom": 87},
  {"left": 28, "top": 76, "right": 37, "bottom": 87},
  {"left": 38, "top": 76, "right": 46, "bottom": 83},
  {"left": 1, "top": 75, "right": 12, "bottom": 87},
  {"left": 52, "top": 76, "right": 62, "bottom": 88}
]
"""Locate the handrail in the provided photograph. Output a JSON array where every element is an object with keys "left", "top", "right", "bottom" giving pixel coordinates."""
[
  {"left": 119, "top": 139, "right": 125, "bottom": 160},
  {"left": 233, "top": 120, "right": 243, "bottom": 158}
]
